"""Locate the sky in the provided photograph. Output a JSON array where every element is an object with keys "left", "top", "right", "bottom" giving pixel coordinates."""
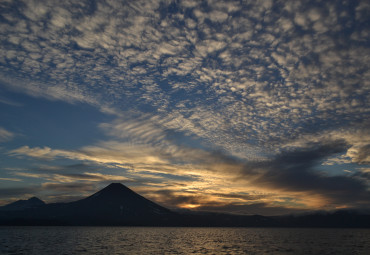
[{"left": 0, "top": 0, "right": 369, "bottom": 216}]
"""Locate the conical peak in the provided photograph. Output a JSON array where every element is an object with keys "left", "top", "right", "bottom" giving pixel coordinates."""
[
  {"left": 28, "top": 197, "right": 44, "bottom": 203},
  {"left": 2, "top": 196, "right": 45, "bottom": 210},
  {"left": 105, "top": 183, "right": 129, "bottom": 190},
  {"left": 83, "top": 183, "right": 150, "bottom": 206},
  {"left": 98, "top": 183, "right": 135, "bottom": 196},
  {"left": 107, "top": 183, "right": 125, "bottom": 188},
  {"left": 26, "top": 197, "right": 45, "bottom": 207}
]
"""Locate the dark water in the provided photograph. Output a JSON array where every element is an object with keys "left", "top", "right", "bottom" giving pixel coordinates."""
[{"left": 1, "top": 227, "right": 369, "bottom": 254}]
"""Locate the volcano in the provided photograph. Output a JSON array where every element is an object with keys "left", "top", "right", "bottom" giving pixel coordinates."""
[
  {"left": 64, "top": 183, "right": 173, "bottom": 221},
  {"left": 0, "top": 197, "right": 45, "bottom": 211},
  {"left": 0, "top": 183, "right": 175, "bottom": 226}
]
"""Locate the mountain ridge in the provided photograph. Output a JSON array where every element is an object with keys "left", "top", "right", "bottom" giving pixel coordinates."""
[
  {"left": 0, "top": 183, "right": 176, "bottom": 226},
  {"left": 1, "top": 183, "right": 370, "bottom": 227},
  {"left": 0, "top": 196, "right": 45, "bottom": 211}
]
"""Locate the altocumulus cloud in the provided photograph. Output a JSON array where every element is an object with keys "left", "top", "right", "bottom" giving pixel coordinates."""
[{"left": 0, "top": 0, "right": 369, "bottom": 214}]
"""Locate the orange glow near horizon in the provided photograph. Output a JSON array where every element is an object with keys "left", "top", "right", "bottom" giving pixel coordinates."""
[{"left": 180, "top": 204, "right": 201, "bottom": 209}]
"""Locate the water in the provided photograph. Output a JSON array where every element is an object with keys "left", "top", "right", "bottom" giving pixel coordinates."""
[{"left": 1, "top": 227, "right": 369, "bottom": 254}]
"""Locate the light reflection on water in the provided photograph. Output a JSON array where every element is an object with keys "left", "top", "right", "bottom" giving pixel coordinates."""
[{"left": 1, "top": 227, "right": 369, "bottom": 254}]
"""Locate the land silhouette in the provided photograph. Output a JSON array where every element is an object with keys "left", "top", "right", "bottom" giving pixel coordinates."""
[{"left": 1, "top": 183, "right": 369, "bottom": 227}]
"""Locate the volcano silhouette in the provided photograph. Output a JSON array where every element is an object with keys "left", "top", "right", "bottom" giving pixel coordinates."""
[
  {"left": 39, "top": 183, "right": 175, "bottom": 225},
  {"left": 0, "top": 183, "right": 174, "bottom": 225},
  {"left": 67, "top": 183, "right": 172, "bottom": 219},
  {"left": 0, "top": 197, "right": 45, "bottom": 211}
]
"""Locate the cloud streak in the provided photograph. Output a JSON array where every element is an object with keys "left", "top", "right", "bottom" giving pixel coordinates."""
[{"left": 0, "top": 127, "right": 14, "bottom": 142}]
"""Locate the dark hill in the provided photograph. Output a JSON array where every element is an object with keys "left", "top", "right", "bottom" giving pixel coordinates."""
[
  {"left": 0, "top": 197, "right": 45, "bottom": 211},
  {"left": 0, "top": 183, "right": 175, "bottom": 226}
]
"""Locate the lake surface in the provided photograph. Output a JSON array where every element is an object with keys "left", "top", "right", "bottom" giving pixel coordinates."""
[{"left": 1, "top": 227, "right": 369, "bottom": 254}]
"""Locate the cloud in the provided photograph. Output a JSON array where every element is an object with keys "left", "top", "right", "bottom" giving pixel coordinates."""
[
  {"left": 1, "top": 0, "right": 368, "bottom": 159},
  {"left": 151, "top": 189, "right": 207, "bottom": 209},
  {"left": 1, "top": 0, "right": 370, "bottom": 213},
  {"left": 14, "top": 171, "right": 130, "bottom": 183},
  {"left": 9, "top": 146, "right": 57, "bottom": 160},
  {"left": 153, "top": 189, "right": 268, "bottom": 209},
  {"left": 6, "top": 122, "right": 370, "bottom": 212},
  {"left": 195, "top": 202, "right": 309, "bottom": 216},
  {"left": 0, "top": 177, "right": 21, "bottom": 182},
  {"left": 0, "top": 186, "right": 41, "bottom": 200},
  {"left": 140, "top": 188, "right": 310, "bottom": 216},
  {"left": 0, "top": 181, "right": 99, "bottom": 205},
  {"left": 0, "top": 127, "right": 14, "bottom": 142},
  {"left": 0, "top": 96, "right": 22, "bottom": 107},
  {"left": 7, "top": 134, "right": 370, "bottom": 210},
  {"left": 241, "top": 142, "right": 370, "bottom": 208},
  {"left": 351, "top": 144, "right": 370, "bottom": 165},
  {"left": 0, "top": 75, "right": 102, "bottom": 109},
  {"left": 40, "top": 182, "right": 97, "bottom": 193},
  {"left": 8, "top": 141, "right": 233, "bottom": 176},
  {"left": 281, "top": 123, "right": 370, "bottom": 165}
]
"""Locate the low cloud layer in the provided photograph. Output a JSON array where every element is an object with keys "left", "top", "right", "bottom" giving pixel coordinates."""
[{"left": 242, "top": 142, "right": 370, "bottom": 208}]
